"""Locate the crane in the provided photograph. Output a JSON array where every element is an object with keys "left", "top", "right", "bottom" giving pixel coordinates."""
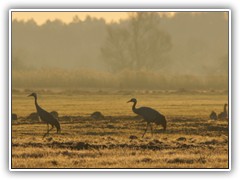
[
  {"left": 127, "top": 98, "right": 166, "bottom": 138},
  {"left": 218, "top": 103, "right": 228, "bottom": 120},
  {"left": 28, "top": 93, "right": 61, "bottom": 137}
]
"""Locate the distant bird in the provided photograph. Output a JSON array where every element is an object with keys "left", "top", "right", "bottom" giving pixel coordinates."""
[
  {"left": 218, "top": 103, "right": 228, "bottom": 120},
  {"left": 209, "top": 111, "right": 217, "bottom": 120},
  {"left": 28, "top": 93, "right": 61, "bottom": 137},
  {"left": 127, "top": 98, "right": 167, "bottom": 138}
]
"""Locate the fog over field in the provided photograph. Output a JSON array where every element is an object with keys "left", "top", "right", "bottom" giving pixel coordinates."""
[{"left": 12, "top": 12, "right": 228, "bottom": 90}]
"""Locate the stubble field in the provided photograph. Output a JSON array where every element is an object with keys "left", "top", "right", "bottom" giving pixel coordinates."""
[{"left": 11, "top": 91, "right": 229, "bottom": 169}]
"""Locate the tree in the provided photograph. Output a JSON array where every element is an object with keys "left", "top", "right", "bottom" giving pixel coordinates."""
[{"left": 101, "top": 12, "right": 172, "bottom": 72}]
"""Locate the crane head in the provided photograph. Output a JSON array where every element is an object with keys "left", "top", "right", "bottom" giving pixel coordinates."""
[
  {"left": 127, "top": 98, "right": 137, "bottom": 103},
  {"left": 28, "top": 92, "right": 37, "bottom": 99}
]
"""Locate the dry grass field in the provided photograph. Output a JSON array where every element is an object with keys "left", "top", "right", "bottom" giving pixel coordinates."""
[{"left": 11, "top": 91, "right": 229, "bottom": 169}]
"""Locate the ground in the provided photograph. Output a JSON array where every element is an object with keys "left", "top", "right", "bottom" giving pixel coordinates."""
[{"left": 11, "top": 90, "right": 229, "bottom": 169}]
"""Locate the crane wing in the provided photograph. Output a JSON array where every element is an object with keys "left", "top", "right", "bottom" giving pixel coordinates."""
[
  {"left": 136, "top": 106, "right": 162, "bottom": 120},
  {"left": 37, "top": 106, "right": 58, "bottom": 124}
]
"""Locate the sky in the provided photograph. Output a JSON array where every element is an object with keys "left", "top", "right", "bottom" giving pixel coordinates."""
[
  {"left": 12, "top": 12, "right": 130, "bottom": 25},
  {"left": 11, "top": 11, "right": 177, "bottom": 25}
]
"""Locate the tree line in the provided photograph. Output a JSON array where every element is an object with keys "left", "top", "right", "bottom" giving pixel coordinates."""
[{"left": 12, "top": 12, "right": 228, "bottom": 90}]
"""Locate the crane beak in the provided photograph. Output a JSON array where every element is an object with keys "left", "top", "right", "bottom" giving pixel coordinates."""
[
  {"left": 27, "top": 94, "right": 33, "bottom": 97},
  {"left": 127, "top": 100, "right": 131, "bottom": 103}
]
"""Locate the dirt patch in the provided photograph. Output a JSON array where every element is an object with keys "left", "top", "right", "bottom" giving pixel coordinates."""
[
  {"left": 129, "top": 135, "right": 138, "bottom": 140},
  {"left": 12, "top": 140, "right": 171, "bottom": 151},
  {"left": 167, "top": 158, "right": 194, "bottom": 164},
  {"left": 106, "top": 125, "right": 115, "bottom": 129},
  {"left": 200, "top": 139, "right": 220, "bottom": 145},
  {"left": 177, "top": 137, "right": 187, "bottom": 141},
  {"left": 138, "top": 158, "right": 153, "bottom": 163},
  {"left": 50, "top": 160, "right": 58, "bottom": 166},
  {"left": 13, "top": 153, "right": 44, "bottom": 158}
]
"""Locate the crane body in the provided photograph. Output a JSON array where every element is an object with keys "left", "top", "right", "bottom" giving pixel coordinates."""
[{"left": 128, "top": 98, "right": 166, "bottom": 137}]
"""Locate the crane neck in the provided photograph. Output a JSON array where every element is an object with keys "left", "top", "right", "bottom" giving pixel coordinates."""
[
  {"left": 224, "top": 105, "right": 227, "bottom": 113},
  {"left": 34, "top": 96, "right": 39, "bottom": 109},
  {"left": 132, "top": 101, "right": 137, "bottom": 112}
]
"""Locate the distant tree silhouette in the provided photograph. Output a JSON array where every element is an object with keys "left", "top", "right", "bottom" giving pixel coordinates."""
[
  {"left": 12, "top": 12, "right": 228, "bottom": 90},
  {"left": 72, "top": 15, "right": 81, "bottom": 23},
  {"left": 101, "top": 12, "right": 172, "bottom": 72}
]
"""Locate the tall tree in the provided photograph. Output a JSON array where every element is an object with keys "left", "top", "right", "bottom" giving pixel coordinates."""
[{"left": 101, "top": 12, "right": 172, "bottom": 72}]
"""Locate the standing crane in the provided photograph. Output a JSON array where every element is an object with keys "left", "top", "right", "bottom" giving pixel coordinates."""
[
  {"left": 218, "top": 103, "right": 228, "bottom": 120},
  {"left": 28, "top": 93, "right": 61, "bottom": 137},
  {"left": 127, "top": 98, "right": 167, "bottom": 138}
]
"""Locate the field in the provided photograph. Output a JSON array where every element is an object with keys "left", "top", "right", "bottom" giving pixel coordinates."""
[{"left": 11, "top": 91, "right": 229, "bottom": 169}]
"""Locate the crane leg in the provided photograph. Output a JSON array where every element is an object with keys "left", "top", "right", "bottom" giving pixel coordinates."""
[
  {"left": 150, "top": 123, "right": 153, "bottom": 137},
  {"left": 142, "top": 122, "right": 149, "bottom": 138},
  {"left": 42, "top": 124, "right": 50, "bottom": 138},
  {"left": 43, "top": 126, "right": 54, "bottom": 138}
]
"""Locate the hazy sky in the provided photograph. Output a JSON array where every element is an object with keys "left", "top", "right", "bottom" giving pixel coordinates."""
[
  {"left": 12, "top": 11, "right": 177, "bottom": 25},
  {"left": 12, "top": 12, "right": 129, "bottom": 25}
]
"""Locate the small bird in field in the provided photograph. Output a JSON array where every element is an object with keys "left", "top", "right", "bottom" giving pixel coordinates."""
[
  {"left": 127, "top": 98, "right": 166, "bottom": 138},
  {"left": 209, "top": 111, "right": 217, "bottom": 120}
]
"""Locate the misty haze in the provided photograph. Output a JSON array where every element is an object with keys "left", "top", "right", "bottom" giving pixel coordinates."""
[{"left": 12, "top": 12, "right": 228, "bottom": 91}]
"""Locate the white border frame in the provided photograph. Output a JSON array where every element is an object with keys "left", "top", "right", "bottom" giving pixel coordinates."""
[{"left": 9, "top": 9, "right": 231, "bottom": 171}]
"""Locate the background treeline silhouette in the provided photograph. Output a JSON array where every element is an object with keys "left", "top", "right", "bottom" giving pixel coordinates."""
[{"left": 12, "top": 12, "right": 228, "bottom": 90}]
